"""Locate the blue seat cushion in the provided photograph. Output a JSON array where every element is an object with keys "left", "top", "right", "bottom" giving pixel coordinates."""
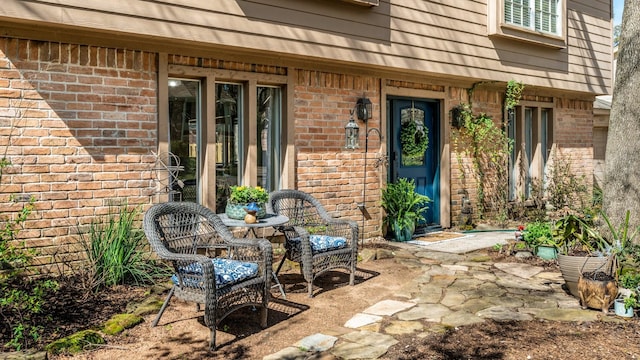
[
  {"left": 171, "top": 258, "right": 259, "bottom": 288},
  {"left": 286, "top": 235, "right": 347, "bottom": 253}
]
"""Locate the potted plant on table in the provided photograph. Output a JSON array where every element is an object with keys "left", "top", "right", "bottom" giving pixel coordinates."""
[
  {"left": 226, "top": 185, "right": 269, "bottom": 220},
  {"left": 380, "top": 178, "right": 431, "bottom": 242}
]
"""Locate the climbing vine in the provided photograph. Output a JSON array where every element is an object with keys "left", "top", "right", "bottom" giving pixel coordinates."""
[
  {"left": 400, "top": 119, "right": 429, "bottom": 156},
  {"left": 505, "top": 80, "right": 525, "bottom": 111},
  {"left": 452, "top": 80, "right": 523, "bottom": 225}
]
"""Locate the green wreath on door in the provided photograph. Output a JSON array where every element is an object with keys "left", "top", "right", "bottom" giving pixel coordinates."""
[{"left": 400, "top": 119, "right": 429, "bottom": 156}]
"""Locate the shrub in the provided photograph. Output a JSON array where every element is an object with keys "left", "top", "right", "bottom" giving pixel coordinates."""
[
  {"left": 1, "top": 158, "right": 60, "bottom": 351},
  {"left": 546, "top": 149, "right": 590, "bottom": 214},
  {"left": 523, "top": 221, "right": 553, "bottom": 249},
  {"left": 78, "top": 204, "right": 168, "bottom": 291},
  {"left": 620, "top": 272, "right": 640, "bottom": 290}
]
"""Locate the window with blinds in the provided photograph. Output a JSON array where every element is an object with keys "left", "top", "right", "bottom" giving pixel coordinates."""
[{"left": 504, "top": 0, "right": 561, "bottom": 35}]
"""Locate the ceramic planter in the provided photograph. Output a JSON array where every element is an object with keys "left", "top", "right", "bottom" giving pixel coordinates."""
[
  {"left": 614, "top": 298, "right": 634, "bottom": 317},
  {"left": 225, "top": 202, "right": 266, "bottom": 220},
  {"left": 535, "top": 245, "right": 558, "bottom": 260},
  {"left": 391, "top": 219, "right": 415, "bottom": 242}
]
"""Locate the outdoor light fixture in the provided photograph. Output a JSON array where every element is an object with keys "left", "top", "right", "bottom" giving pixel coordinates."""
[
  {"left": 451, "top": 105, "right": 464, "bottom": 129},
  {"left": 345, "top": 111, "right": 360, "bottom": 149},
  {"left": 356, "top": 97, "right": 372, "bottom": 121}
]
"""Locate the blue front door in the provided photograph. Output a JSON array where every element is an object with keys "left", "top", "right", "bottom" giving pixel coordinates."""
[{"left": 388, "top": 98, "right": 440, "bottom": 226}]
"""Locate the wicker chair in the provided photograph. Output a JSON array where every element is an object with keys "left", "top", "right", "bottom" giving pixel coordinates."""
[
  {"left": 267, "top": 189, "right": 358, "bottom": 297},
  {"left": 143, "top": 202, "right": 272, "bottom": 350}
]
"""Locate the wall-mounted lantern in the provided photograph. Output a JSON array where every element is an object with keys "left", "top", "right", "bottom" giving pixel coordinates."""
[
  {"left": 345, "top": 111, "right": 360, "bottom": 149},
  {"left": 451, "top": 105, "right": 465, "bottom": 129},
  {"left": 356, "top": 97, "right": 372, "bottom": 121}
]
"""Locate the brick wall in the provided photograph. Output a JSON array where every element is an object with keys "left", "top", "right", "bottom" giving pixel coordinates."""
[
  {"left": 448, "top": 88, "right": 595, "bottom": 225},
  {"left": 294, "top": 69, "right": 383, "bottom": 240},
  {"left": 449, "top": 87, "right": 505, "bottom": 225},
  {"left": 0, "top": 37, "right": 158, "bottom": 273},
  {"left": 0, "top": 36, "right": 599, "bottom": 271},
  {"left": 553, "top": 97, "right": 595, "bottom": 187}
]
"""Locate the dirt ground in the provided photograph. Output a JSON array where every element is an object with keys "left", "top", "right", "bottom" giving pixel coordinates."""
[
  {"left": 51, "top": 249, "right": 421, "bottom": 360},
  {"left": 12, "top": 241, "right": 640, "bottom": 360}
]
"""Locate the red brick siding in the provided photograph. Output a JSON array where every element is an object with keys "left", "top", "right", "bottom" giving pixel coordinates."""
[
  {"left": 294, "top": 69, "right": 382, "bottom": 240},
  {"left": 448, "top": 88, "right": 595, "bottom": 225},
  {"left": 0, "top": 37, "right": 158, "bottom": 273},
  {"left": 553, "top": 98, "right": 594, "bottom": 185},
  {"left": 0, "top": 35, "right": 600, "bottom": 272}
]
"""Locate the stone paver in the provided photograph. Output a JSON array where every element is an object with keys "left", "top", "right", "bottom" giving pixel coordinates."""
[
  {"left": 343, "top": 313, "right": 382, "bottom": 329},
  {"left": 263, "top": 233, "right": 612, "bottom": 360},
  {"left": 294, "top": 333, "right": 338, "bottom": 352},
  {"left": 397, "top": 304, "right": 451, "bottom": 322},
  {"left": 263, "top": 347, "right": 307, "bottom": 360},
  {"left": 362, "top": 300, "right": 416, "bottom": 316},
  {"left": 442, "top": 310, "right": 485, "bottom": 327},
  {"left": 535, "top": 308, "right": 602, "bottom": 322},
  {"left": 383, "top": 320, "right": 424, "bottom": 335},
  {"left": 331, "top": 342, "right": 391, "bottom": 360},
  {"left": 476, "top": 306, "right": 534, "bottom": 321},
  {"left": 442, "top": 264, "right": 469, "bottom": 272},
  {"left": 341, "top": 330, "right": 399, "bottom": 348},
  {"left": 494, "top": 262, "right": 544, "bottom": 278}
]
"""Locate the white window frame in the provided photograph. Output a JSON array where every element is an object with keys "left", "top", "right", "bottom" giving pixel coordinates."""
[
  {"left": 488, "top": 0, "right": 566, "bottom": 49},
  {"left": 504, "top": 0, "right": 561, "bottom": 36}
]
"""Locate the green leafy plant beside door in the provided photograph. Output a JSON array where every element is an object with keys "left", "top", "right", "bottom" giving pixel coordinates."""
[
  {"left": 381, "top": 178, "right": 431, "bottom": 241},
  {"left": 451, "top": 81, "right": 522, "bottom": 226}
]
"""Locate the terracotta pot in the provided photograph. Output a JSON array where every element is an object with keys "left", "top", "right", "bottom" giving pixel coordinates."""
[{"left": 557, "top": 254, "right": 612, "bottom": 298}]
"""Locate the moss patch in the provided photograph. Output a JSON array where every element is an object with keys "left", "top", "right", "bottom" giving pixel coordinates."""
[
  {"left": 126, "top": 295, "right": 165, "bottom": 316},
  {"left": 102, "top": 313, "right": 144, "bottom": 336},
  {"left": 45, "top": 330, "right": 105, "bottom": 355}
]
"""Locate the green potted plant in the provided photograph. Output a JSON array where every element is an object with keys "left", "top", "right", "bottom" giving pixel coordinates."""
[
  {"left": 556, "top": 210, "right": 639, "bottom": 300},
  {"left": 380, "top": 178, "right": 430, "bottom": 242},
  {"left": 600, "top": 210, "right": 640, "bottom": 277},
  {"left": 614, "top": 288, "right": 637, "bottom": 317},
  {"left": 523, "top": 221, "right": 557, "bottom": 260},
  {"left": 619, "top": 271, "right": 640, "bottom": 293},
  {"left": 553, "top": 213, "right": 613, "bottom": 298},
  {"left": 226, "top": 185, "right": 269, "bottom": 219}
]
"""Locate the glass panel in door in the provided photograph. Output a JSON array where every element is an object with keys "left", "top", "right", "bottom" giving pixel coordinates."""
[
  {"left": 168, "top": 79, "right": 199, "bottom": 202},
  {"left": 257, "top": 86, "right": 281, "bottom": 191},
  {"left": 215, "top": 83, "right": 242, "bottom": 211}
]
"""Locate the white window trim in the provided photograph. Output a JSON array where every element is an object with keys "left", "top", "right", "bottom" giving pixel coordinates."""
[
  {"left": 488, "top": 0, "right": 566, "bottom": 49},
  {"left": 504, "top": 0, "right": 562, "bottom": 36}
]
